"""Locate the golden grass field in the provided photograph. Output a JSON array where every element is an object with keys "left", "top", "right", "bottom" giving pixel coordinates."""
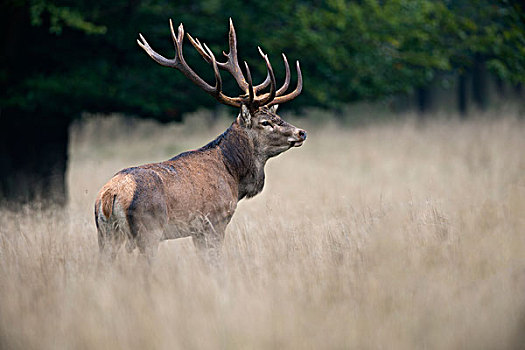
[{"left": 1, "top": 110, "right": 524, "bottom": 349}]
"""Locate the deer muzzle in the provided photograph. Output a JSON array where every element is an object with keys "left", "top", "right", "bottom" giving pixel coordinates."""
[{"left": 288, "top": 128, "right": 307, "bottom": 147}]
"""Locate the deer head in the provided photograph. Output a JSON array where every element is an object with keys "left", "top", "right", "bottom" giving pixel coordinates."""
[
  {"left": 237, "top": 104, "right": 307, "bottom": 159},
  {"left": 137, "top": 19, "right": 306, "bottom": 160}
]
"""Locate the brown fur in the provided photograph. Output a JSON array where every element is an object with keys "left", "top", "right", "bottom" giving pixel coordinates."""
[
  {"left": 96, "top": 174, "right": 136, "bottom": 220},
  {"left": 100, "top": 189, "right": 114, "bottom": 219},
  {"left": 95, "top": 107, "right": 306, "bottom": 262}
]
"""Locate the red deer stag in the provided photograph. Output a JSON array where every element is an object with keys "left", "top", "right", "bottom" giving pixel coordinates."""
[{"left": 95, "top": 19, "right": 306, "bottom": 262}]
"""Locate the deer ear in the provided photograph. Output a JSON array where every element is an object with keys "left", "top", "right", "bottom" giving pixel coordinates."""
[
  {"left": 269, "top": 104, "right": 279, "bottom": 114},
  {"left": 238, "top": 104, "right": 252, "bottom": 127}
]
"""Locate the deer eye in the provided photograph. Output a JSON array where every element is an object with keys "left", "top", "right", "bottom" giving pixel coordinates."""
[{"left": 260, "top": 120, "right": 272, "bottom": 127}]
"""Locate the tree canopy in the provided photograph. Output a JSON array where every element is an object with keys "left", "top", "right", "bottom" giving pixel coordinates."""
[{"left": 2, "top": 0, "right": 525, "bottom": 121}]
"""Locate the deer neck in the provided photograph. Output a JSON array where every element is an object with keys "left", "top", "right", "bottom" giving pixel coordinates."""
[{"left": 212, "top": 122, "right": 266, "bottom": 200}]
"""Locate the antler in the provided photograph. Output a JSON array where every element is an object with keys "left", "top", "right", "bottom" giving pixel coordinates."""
[
  {"left": 268, "top": 60, "right": 302, "bottom": 106},
  {"left": 187, "top": 18, "right": 249, "bottom": 92},
  {"left": 137, "top": 19, "right": 242, "bottom": 107},
  {"left": 137, "top": 18, "right": 302, "bottom": 111}
]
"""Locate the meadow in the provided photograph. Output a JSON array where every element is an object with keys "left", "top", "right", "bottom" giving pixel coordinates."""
[{"left": 1, "top": 109, "right": 524, "bottom": 349}]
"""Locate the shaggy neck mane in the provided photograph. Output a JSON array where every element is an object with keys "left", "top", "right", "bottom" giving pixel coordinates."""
[{"left": 200, "top": 121, "right": 265, "bottom": 200}]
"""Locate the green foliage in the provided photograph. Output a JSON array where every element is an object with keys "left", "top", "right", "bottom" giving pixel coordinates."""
[
  {"left": 447, "top": 0, "right": 525, "bottom": 83},
  {"left": 1, "top": 0, "right": 524, "bottom": 121},
  {"left": 29, "top": 0, "right": 107, "bottom": 35}
]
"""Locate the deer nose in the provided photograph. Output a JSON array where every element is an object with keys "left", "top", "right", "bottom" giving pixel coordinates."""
[{"left": 298, "top": 129, "right": 307, "bottom": 140}]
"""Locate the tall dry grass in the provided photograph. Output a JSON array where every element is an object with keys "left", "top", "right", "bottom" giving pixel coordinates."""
[{"left": 1, "top": 110, "right": 524, "bottom": 349}]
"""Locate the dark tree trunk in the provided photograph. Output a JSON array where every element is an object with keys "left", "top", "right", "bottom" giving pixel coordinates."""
[
  {"left": 0, "top": 109, "right": 69, "bottom": 204},
  {"left": 416, "top": 86, "right": 431, "bottom": 117},
  {"left": 515, "top": 82, "right": 523, "bottom": 95},
  {"left": 472, "top": 55, "right": 488, "bottom": 110},
  {"left": 458, "top": 73, "right": 468, "bottom": 117},
  {"left": 0, "top": 3, "right": 69, "bottom": 204},
  {"left": 495, "top": 76, "right": 505, "bottom": 98}
]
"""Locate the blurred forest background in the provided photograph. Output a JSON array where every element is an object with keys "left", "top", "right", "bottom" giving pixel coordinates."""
[{"left": 1, "top": 0, "right": 525, "bottom": 203}]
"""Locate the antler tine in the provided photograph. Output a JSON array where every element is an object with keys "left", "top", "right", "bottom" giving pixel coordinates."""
[
  {"left": 166, "top": 20, "right": 213, "bottom": 93},
  {"left": 186, "top": 18, "right": 248, "bottom": 93},
  {"left": 244, "top": 61, "right": 255, "bottom": 105},
  {"left": 268, "top": 60, "right": 302, "bottom": 106},
  {"left": 276, "top": 53, "right": 290, "bottom": 96},
  {"left": 254, "top": 71, "right": 271, "bottom": 93},
  {"left": 254, "top": 46, "right": 276, "bottom": 107},
  {"left": 187, "top": 33, "right": 212, "bottom": 64},
  {"left": 137, "top": 33, "right": 178, "bottom": 68},
  {"left": 169, "top": 19, "right": 179, "bottom": 50},
  {"left": 138, "top": 20, "right": 242, "bottom": 107},
  {"left": 254, "top": 53, "right": 289, "bottom": 95},
  {"left": 222, "top": 18, "right": 249, "bottom": 91},
  {"left": 169, "top": 19, "right": 187, "bottom": 63},
  {"left": 203, "top": 43, "right": 246, "bottom": 107},
  {"left": 202, "top": 43, "right": 222, "bottom": 95}
]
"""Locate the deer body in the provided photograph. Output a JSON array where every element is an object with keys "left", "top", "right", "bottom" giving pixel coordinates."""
[{"left": 95, "top": 19, "right": 306, "bottom": 261}]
